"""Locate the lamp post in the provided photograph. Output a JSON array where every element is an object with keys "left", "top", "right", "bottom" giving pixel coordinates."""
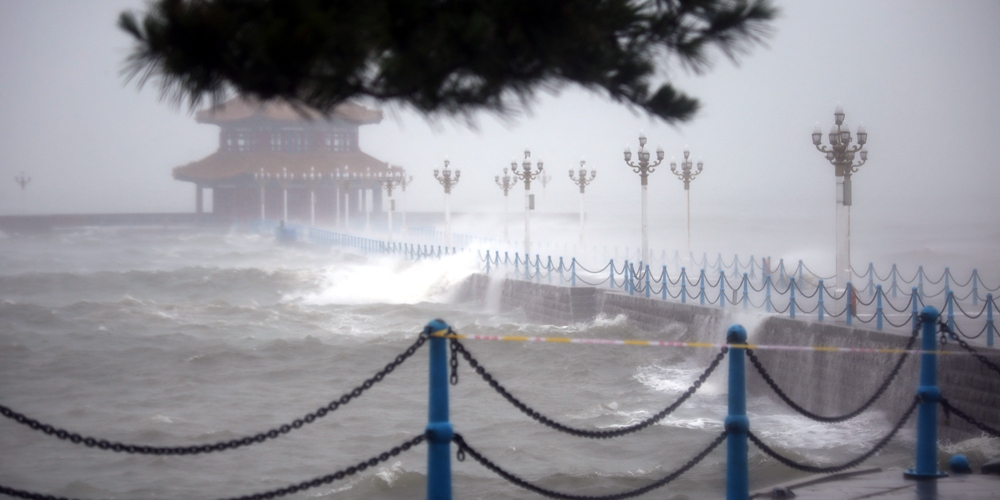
[
  {"left": 434, "top": 160, "right": 461, "bottom": 246},
  {"left": 511, "top": 148, "right": 543, "bottom": 256},
  {"left": 363, "top": 167, "right": 373, "bottom": 233},
  {"left": 278, "top": 167, "right": 293, "bottom": 222},
  {"left": 539, "top": 169, "right": 552, "bottom": 206},
  {"left": 377, "top": 170, "right": 404, "bottom": 242},
  {"left": 396, "top": 166, "right": 413, "bottom": 236},
  {"left": 670, "top": 149, "right": 704, "bottom": 260},
  {"left": 568, "top": 160, "right": 596, "bottom": 244},
  {"left": 305, "top": 166, "right": 323, "bottom": 227},
  {"left": 812, "top": 105, "right": 869, "bottom": 290},
  {"left": 253, "top": 168, "right": 269, "bottom": 221},
  {"left": 624, "top": 132, "right": 664, "bottom": 265},
  {"left": 334, "top": 166, "right": 351, "bottom": 230},
  {"left": 14, "top": 171, "right": 31, "bottom": 214},
  {"left": 495, "top": 167, "right": 517, "bottom": 243}
]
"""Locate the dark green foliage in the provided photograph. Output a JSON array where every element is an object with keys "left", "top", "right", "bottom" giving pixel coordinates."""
[{"left": 119, "top": 0, "right": 776, "bottom": 123}]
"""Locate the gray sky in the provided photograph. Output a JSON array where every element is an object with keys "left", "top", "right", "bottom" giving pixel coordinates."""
[{"left": 1, "top": 0, "right": 998, "bottom": 264}]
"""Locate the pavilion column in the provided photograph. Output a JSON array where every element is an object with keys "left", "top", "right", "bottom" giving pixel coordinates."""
[
  {"left": 195, "top": 184, "right": 203, "bottom": 214},
  {"left": 372, "top": 185, "right": 383, "bottom": 213}
]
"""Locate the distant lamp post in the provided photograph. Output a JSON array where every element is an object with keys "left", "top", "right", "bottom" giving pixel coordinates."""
[
  {"left": 434, "top": 159, "right": 461, "bottom": 246},
  {"left": 539, "top": 169, "right": 552, "bottom": 206},
  {"left": 568, "top": 160, "right": 596, "bottom": 244},
  {"left": 14, "top": 171, "right": 31, "bottom": 214},
  {"left": 624, "top": 132, "right": 664, "bottom": 265},
  {"left": 495, "top": 167, "right": 517, "bottom": 243},
  {"left": 377, "top": 169, "right": 404, "bottom": 242},
  {"left": 334, "top": 166, "right": 351, "bottom": 230},
  {"left": 305, "top": 166, "right": 323, "bottom": 226},
  {"left": 670, "top": 149, "right": 704, "bottom": 259},
  {"left": 363, "top": 167, "right": 373, "bottom": 233},
  {"left": 511, "top": 148, "right": 543, "bottom": 256},
  {"left": 812, "top": 105, "right": 869, "bottom": 289},
  {"left": 278, "top": 167, "right": 293, "bottom": 222},
  {"left": 396, "top": 167, "right": 413, "bottom": 236},
  {"left": 253, "top": 168, "right": 269, "bottom": 221}
]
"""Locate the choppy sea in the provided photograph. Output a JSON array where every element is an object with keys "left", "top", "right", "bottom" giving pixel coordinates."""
[{"left": 1, "top": 225, "right": 992, "bottom": 499}]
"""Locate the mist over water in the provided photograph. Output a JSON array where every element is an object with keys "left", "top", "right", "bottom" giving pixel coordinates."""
[{"left": 6, "top": 225, "right": 979, "bottom": 499}]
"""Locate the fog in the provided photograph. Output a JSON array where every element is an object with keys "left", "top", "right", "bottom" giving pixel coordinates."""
[{"left": 1, "top": 1, "right": 998, "bottom": 275}]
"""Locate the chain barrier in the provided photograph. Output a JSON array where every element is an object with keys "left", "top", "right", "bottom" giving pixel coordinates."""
[
  {"left": 883, "top": 313, "right": 916, "bottom": 329},
  {"left": 745, "top": 324, "right": 918, "bottom": 423},
  {"left": 452, "top": 431, "right": 727, "bottom": 500},
  {"left": 0, "top": 434, "right": 425, "bottom": 500},
  {"left": 748, "top": 396, "right": 919, "bottom": 474},
  {"left": 953, "top": 299, "right": 987, "bottom": 320},
  {"left": 884, "top": 296, "right": 914, "bottom": 314},
  {"left": 0, "top": 333, "right": 428, "bottom": 455},
  {"left": 938, "top": 322, "right": 1000, "bottom": 376},
  {"left": 940, "top": 398, "right": 1000, "bottom": 438},
  {"left": 449, "top": 337, "right": 728, "bottom": 439}
]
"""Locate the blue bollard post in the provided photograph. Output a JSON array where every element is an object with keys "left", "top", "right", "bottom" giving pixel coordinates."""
[
  {"left": 485, "top": 252, "right": 491, "bottom": 274},
  {"left": 891, "top": 264, "right": 898, "bottom": 299},
  {"left": 867, "top": 263, "right": 875, "bottom": 297},
  {"left": 514, "top": 253, "right": 520, "bottom": 275},
  {"left": 662, "top": 266, "right": 668, "bottom": 300},
  {"left": 912, "top": 287, "right": 919, "bottom": 330},
  {"left": 846, "top": 282, "right": 854, "bottom": 327},
  {"left": 425, "top": 319, "right": 454, "bottom": 500},
  {"left": 947, "top": 290, "right": 955, "bottom": 333},
  {"left": 987, "top": 294, "right": 995, "bottom": 347},
  {"left": 571, "top": 258, "right": 577, "bottom": 287},
  {"left": 818, "top": 280, "right": 825, "bottom": 322},
  {"left": 972, "top": 270, "right": 979, "bottom": 306},
  {"left": 789, "top": 278, "right": 796, "bottom": 318},
  {"left": 765, "top": 276, "right": 772, "bottom": 313},
  {"left": 645, "top": 265, "right": 651, "bottom": 299},
  {"left": 876, "top": 284, "right": 884, "bottom": 331},
  {"left": 558, "top": 257, "right": 564, "bottom": 284},
  {"left": 547, "top": 256, "right": 553, "bottom": 284},
  {"left": 626, "top": 261, "right": 634, "bottom": 296},
  {"left": 504, "top": 251, "right": 510, "bottom": 266},
  {"left": 609, "top": 259, "right": 615, "bottom": 289},
  {"left": 699, "top": 269, "right": 706, "bottom": 305},
  {"left": 725, "top": 324, "right": 749, "bottom": 500},
  {"left": 681, "top": 267, "right": 687, "bottom": 303},
  {"left": 944, "top": 267, "right": 950, "bottom": 296},
  {"left": 742, "top": 273, "right": 749, "bottom": 311},
  {"left": 905, "top": 306, "right": 946, "bottom": 479},
  {"left": 797, "top": 260, "right": 804, "bottom": 282},
  {"left": 533, "top": 254, "right": 539, "bottom": 282},
  {"left": 720, "top": 271, "right": 726, "bottom": 308},
  {"left": 918, "top": 266, "right": 924, "bottom": 298}
]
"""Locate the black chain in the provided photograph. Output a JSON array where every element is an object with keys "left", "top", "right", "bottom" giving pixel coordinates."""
[
  {"left": 0, "top": 434, "right": 425, "bottom": 500},
  {"left": 451, "top": 338, "right": 727, "bottom": 438},
  {"left": 745, "top": 324, "right": 919, "bottom": 423},
  {"left": 0, "top": 334, "right": 428, "bottom": 455},
  {"left": 449, "top": 334, "right": 460, "bottom": 385},
  {"left": 452, "top": 430, "right": 727, "bottom": 500},
  {"left": 748, "top": 396, "right": 919, "bottom": 474},
  {"left": 940, "top": 398, "right": 1000, "bottom": 437},
  {"left": 938, "top": 322, "right": 1000, "bottom": 376}
]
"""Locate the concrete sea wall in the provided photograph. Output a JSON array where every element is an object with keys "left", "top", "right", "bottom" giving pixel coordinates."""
[{"left": 457, "top": 273, "right": 999, "bottom": 442}]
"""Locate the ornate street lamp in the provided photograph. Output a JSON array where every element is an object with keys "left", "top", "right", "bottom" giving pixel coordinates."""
[
  {"left": 253, "top": 168, "right": 269, "bottom": 221},
  {"left": 568, "top": 160, "right": 596, "bottom": 244},
  {"left": 14, "top": 171, "right": 31, "bottom": 214},
  {"left": 812, "top": 105, "right": 869, "bottom": 289},
  {"left": 511, "top": 148, "right": 543, "bottom": 255},
  {"left": 623, "top": 132, "right": 664, "bottom": 265},
  {"left": 495, "top": 167, "right": 517, "bottom": 243},
  {"left": 539, "top": 169, "right": 552, "bottom": 205},
  {"left": 377, "top": 169, "right": 404, "bottom": 242},
  {"left": 305, "top": 166, "right": 323, "bottom": 227},
  {"left": 670, "top": 149, "right": 704, "bottom": 259},
  {"left": 434, "top": 159, "right": 461, "bottom": 246}
]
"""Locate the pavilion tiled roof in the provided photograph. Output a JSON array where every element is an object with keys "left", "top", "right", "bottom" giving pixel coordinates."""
[
  {"left": 195, "top": 98, "right": 383, "bottom": 125},
  {"left": 173, "top": 150, "right": 393, "bottom": 184}
]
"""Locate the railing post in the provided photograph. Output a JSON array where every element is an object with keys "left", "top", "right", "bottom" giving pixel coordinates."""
[
  {"left": 789, "top": 278, "right": 796, "bottom": 318},
  {"left": 485, "top": 251, "right": 491, "bottom": 274},
  {"left": 764, "top": 275, "right": 772, "bottom": 313},
  {"left": 891, "top": 264, "right": 898, "bottom": 298},
  {"left": 504, "top": 251, "right": 510, "bottom": 266},
  {"left": 946, "top": 290, "right": 955, "bottom": 333},
  {"left": 818, "top": 280, "right": 825, "bottom": 322},
  {"left": 944, "top": 267, "right": 950, "bottom": 296},
  {"left": 797, "top": 259, "right": 804, "bottom": 282},
  {"left": 645, "top": 265, "right": 651, "bottom": 299},
  {"left": 987, "top": 293, "right": 994, "bottom": 347},
  {"left": 846, "top": 282, "right": 853, "bottom": 327},
  {"left": 905, "top": 306, "right": 946, "bottom": 479},
  {"left": 681, "top": 267, "right": 687, "bottom": 303},
  {"left": 876, "top": 284, "right": 883, "bottom": 331},
  {"left": 571, "top": 258, "right": 577, "bottom": 287},
  {"left": 514, "top": 253, "right": 520, "bottom": 275},
  {"left": 626, "top": 261, "right": 633, "bottom": 296},
  {"left": 609, "top": 259, "right": 615, "bottom": 289},
  {"left": 533, "top": 254, "right": 539, "bottom": 282},
  {"left": 777, "top": 258, "right": 786, "bottom": 287},
  {"left": 699, "top": 269, "right": 706, "bottom": 305},
  {"left": 867, "top": 262, "right": 875, "bottom": 297},
  {"left": 972, "top": 269, "right": 979, "bottom": 306},
  {"left": 918, "top": 266, "right": 924, "bottom": 299},
  {"left": 912, "top": 287, "right": 919, "bottom": 330},
  {"left": 662, "top": 266, "right": 668, "bottom": 300},
  {"left": 547, "top": 256, "right": 553, "bottom": 284},
  {"left": 725, "top": 324, "right": 749, "bottom": 500},
  {"left": 425, "top": 319, "right": 453, "bottom": 500},
  {"left": 742, "top": 273, "right": 749, "bottom": 311},
  {"left": 558, "top": 257, "right": 564, "bottom": 284},
  {"left": 719, "top": 271, "right": 726, "bottom": 308}
]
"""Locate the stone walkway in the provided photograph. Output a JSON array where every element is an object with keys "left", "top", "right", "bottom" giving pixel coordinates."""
[{"left": 750, "top": 467, "right": 1000, "bottom": 499}]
